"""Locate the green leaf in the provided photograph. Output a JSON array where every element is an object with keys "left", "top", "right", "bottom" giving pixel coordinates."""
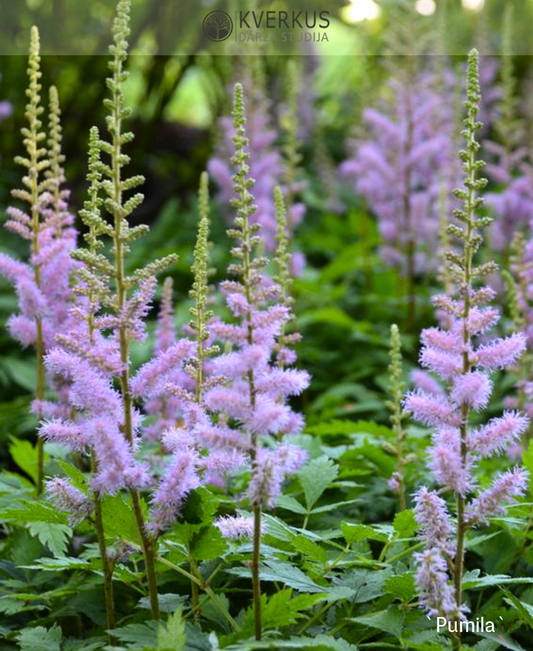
[
  {"left": 523, "top": 440, "right": 533, "bottom": 497},
  {"left": 298, "top": 457, "right": 338, "bottom": 510},
  {"left": 179, "top": 487, "right": 219, "bottom": 526},
  {"left": 137, "top": 594, "right": 187, "bottom": 614},
  {"left": 501, "top": 587, "right": 533, "bottom": 629},
  {"left": 384, "top": 573, "right": 415, "bottom": 603},
  {"left": 290, "top": 535, "right": 327, "bottom": 563},
  {"left": 101, "top": 493, "right": 140, "bottom": 544},
  {"left": 349, "top": 605, "right": 405, "bottom": 640},
  {"left": 276, "top": 495, "right": 307, "bottom": 515},
  {"left": 474, "top": 632, "right": 526, "bottom": 651},
  {"left": 342, "top": 522, "right": 387, "bottom": 544},
  {"left": 111, "top": 621, "right": 158, "bottom": 647},
  {"left": 230, "top": 560, "right": 353, "bottom": 600},
  {"left": 22, "top": 556, "right": 90, "bottom": 571},
  {"left": 9, "top": 438, "right": 48, "bottom": 484},
  {"left": 17, "top": 624, "right": 62, "bottom": 651},
  {"left": 0, "top": 595, "right": 47, "bottom": 615},
  {"left": 157, "top": 609, "right": 186, "bottom": 650},
  {"left": 56, "top": 460, "right": 88, "bottom": 492},
  {"left": 224, "top": 635, "right": 358, "bottom": 650},
  {"left": 393, "top": 509, "right": 417, "bottom": 538},
  {"left": 190, "top": 526, "right": 227, "bottom": 561},
  {"left": 28, "top": 522, "right": 72, "bottom": 557},
  {"left": 335, "top": 569, "right": 390, "bottom": 603},
  {"left": 241, "top": 590, "right": 319, "bottom": 636},
  {"left": 0, "top": 500, "right": 68, "bottom": 525},
  {"left": 463, "top": 572, "right": 533, "bottom": 590},
  {"left": 3, "top": 358, "right": 37, "bottom": 392}
]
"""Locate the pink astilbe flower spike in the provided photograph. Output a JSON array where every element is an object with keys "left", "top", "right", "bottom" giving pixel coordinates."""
[
  {"left": 1, "top": 44, "right": 78, "bottom": 450},
  {"left": 148, "top": 447, "right": 201, "bottom": 534},
  {"left": 215, "top": 515, "right": 255, "bottom": 540},
  {"left": 46, "top": 478, "right": 93, "bottom": 525},
  {"left": 469, "top": 412, "right": 529, "bottom": 458},
  {"left": 414, "top": 549, "right": 466, "bottom": 620},
  {"left": 466, "top": 468, "right": 529, "bottom": 525},
  {"left": 451, "top": 371, "right": 492, "bottom": 410},
  {"left": 414, "top": 487, "right": 455, "bottom": 554}
]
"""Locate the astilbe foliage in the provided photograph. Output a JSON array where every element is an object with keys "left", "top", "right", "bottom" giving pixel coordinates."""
[
  {"left": 404, "top": 51, "right": 529, "bottom": 643},
  {"left": 205, "top": 83, "right": 310, "bottom": 640},
  {"left": 0, "top": 29, "right": 77, "bottom": 493}
]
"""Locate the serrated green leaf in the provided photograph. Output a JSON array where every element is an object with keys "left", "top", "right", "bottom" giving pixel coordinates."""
[
  {"left": 28, "top": 522, "right": 72, "bottom": 557},
  {"left": 474, "top": 631, "right": 526, "bottom": 651},
  {"left": 276, "top": 495, "right": 307, "bottom": 514},
  {"left": 500, "top": 587, "right": 533, "bottom": 630},
  {"left": 157, "top": 609, "right": 186, "bottom": 650},
  {"left": 342, "top": 522, "right": 387, "bottom": 544},
  {"left": 349, "top": 605, "right": 405, "bottom": 640},
  {"left": 190, "top": 526, "right": 227, "bottom": 561},
  {"left": 224, "top": 635, "right": 358, "bottom": 650},
  {"left": 22, "top": 556, "right": 90, "bottom": 571},
  {"left": 290, "top": 535, "right": 327, "bottom": 563},
  {"left": 522, "top": 441, "right": 533, "bottom": 497},
  {"left": 298, "top": 457, "right": 338, "bottom": 510},
  {"left": 56, "top": 460, "right": 88, "bottom": 492},
  {"left": 0, "top": 500, "right": 68, "bottom": 525},
  {"left": 393, "top": 509, "right": 417, "bottom": 538},
  {"left": 463, "top": 572, "right": 533, "bottom": 590},
  {"left": 384, "top": 573, "right": 415, "bottom": 603},
  {"left": 335, "top": 569, "right": 390, "bottom": 603},
  {"left": 0, "top": 595, "right": 47, "bottom": 615},
  {"left": 101, "top": 493, "right": 140, "bottom": 544},
  {"left": 9, "top": 438, "right": 49, "bottom": 484},
  {"left": 110, "top": 621, "right": 159, "bottom": 647},
  {"left": 17, "top": 624, "right": 62, "bottom": 651}
]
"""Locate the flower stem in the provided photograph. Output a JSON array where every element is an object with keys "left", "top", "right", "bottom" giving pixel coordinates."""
[{"left": 94, "top": 492, "right": 116, "bottom": 637}]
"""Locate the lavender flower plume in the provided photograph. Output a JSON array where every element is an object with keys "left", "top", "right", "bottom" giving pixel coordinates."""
[
  {"left": 215, "top": 515, "right": 254, "bottom": 540},
  {"left": 415, "top": 548, "right": 465, "bottom": 620},
  {"left": 208, "top": 74, "right": 305, "bottom": 274},
  {"left": 340, "top": 68, "right": 453, "bottom": 278},
  {"left": 46, "top": 478, "right": 93, "bottom": 525}
]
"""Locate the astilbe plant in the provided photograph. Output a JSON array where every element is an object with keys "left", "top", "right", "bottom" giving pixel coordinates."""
[
  {"left": 404, "top": 50, "right": 529, "bottom": 649},
  {"left": 208, "top": 68, "right": 306, "bottom": 276},
  {"left": 131, "top": 171, "right": 247, "bottom": 536},
  {"left": 340, "top": 62, "right": 453, "bottom": 323},
  {"left": 39, "top": 0, "right": 178, "bottom": 621},
  {"left": 0, "top": 29, "right": 77, "bottom": 494},
  {"left": 204, "top": 83, "right": 310, "bottom": 640}
]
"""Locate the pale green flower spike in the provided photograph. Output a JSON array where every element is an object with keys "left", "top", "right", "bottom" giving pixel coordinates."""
[{"left": 387, "top": 324, "right": 407, "bottom": 511}]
